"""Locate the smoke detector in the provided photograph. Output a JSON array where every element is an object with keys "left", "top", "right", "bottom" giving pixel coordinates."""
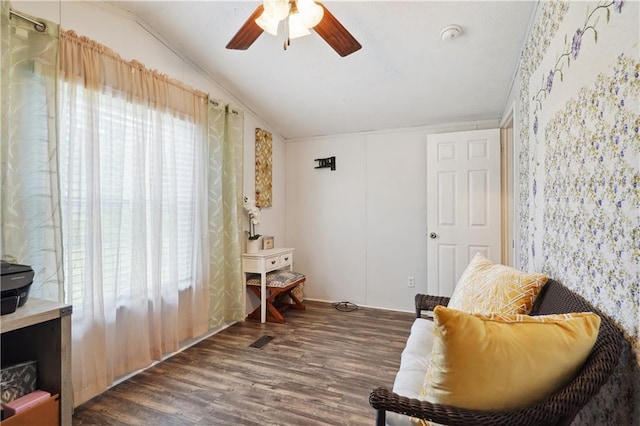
[{"left": 440, "top": 25, "right": 462, "bottom": 41}]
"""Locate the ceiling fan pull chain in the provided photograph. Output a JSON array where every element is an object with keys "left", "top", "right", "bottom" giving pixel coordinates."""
[{"left": 284, "top": 15, "right": 290, "bottom": 50}]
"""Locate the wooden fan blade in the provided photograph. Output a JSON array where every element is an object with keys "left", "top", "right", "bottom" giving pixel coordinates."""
[
  {"left": 313, "top": 3, "right": 361, "bottom": 57},
  {"left": 226, "top": 5, "right": 265, "bottom": 50}
]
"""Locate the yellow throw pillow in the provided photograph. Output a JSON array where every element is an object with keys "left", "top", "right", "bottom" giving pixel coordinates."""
[
  {"left": 448, "top": 253, "right": 548, "bottom": 314},
  {"left": 422, "top": 306, "right": 601, "bottom": 411}
]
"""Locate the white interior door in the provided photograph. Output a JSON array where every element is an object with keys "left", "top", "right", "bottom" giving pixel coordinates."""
[{"left": 426, "top": 129, "right": 501, "bottom": 296}]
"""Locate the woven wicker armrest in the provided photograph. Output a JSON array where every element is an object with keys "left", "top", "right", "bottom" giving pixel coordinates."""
[
  {"left": 414, "top": 294, "right": 450, "bottom": 318},
  {"left": 369, "top": 387, "right": 554, "bottom": 426}
]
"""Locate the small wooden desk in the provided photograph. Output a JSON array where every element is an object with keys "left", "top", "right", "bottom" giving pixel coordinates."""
[{"left": 242, "top": 248, "right": 294, "bottom": 323}]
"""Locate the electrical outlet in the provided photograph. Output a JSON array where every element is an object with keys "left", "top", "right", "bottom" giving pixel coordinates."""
[{"left": 408, "top": 276, "right": 415, "bottom": 288}]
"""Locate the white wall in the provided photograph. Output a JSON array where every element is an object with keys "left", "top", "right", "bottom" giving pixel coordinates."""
[
  {"left": 286, "top": 120, "right": 498, "bottom": 312},
  {"left": 286, "top": 134, "right": 368, "bottom": 305}
]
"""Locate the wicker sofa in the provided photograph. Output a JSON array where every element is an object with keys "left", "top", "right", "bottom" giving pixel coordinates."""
[{"left": 369, "top": 279, "right": 623, "bottom": 426}]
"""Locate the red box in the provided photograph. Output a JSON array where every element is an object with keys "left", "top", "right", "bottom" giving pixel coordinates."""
[{"left": 3, "top": 390, "right": 51, "bottom": 417}]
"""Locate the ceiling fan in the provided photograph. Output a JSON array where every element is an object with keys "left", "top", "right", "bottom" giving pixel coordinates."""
[{"left": 226, "top": 0, "right": 361, "bottom": 57}]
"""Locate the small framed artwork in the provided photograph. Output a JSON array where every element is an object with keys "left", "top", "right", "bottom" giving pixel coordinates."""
[
  {"left": 262, "top": 236, "right": 275, "bottom": 250},
  {"left": 255, "top": 128, "right": 273, "bottom": 207}
]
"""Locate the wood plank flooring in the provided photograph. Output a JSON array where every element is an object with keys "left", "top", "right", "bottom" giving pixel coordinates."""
[{"left": 72, "top": 301, "right": 415, "bottom": 425}]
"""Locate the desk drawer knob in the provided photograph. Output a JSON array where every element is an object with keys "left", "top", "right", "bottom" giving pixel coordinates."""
[
  {"left": 271, "top": 260, "right": 276, "bottom": 265},
  {"left": 284, "top": 257, "right": 289, "bottom": 261}
]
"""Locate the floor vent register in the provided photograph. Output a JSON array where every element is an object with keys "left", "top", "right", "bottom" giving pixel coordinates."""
[{"left": 249, "top": 335, "right": 274, "bottom": 349}]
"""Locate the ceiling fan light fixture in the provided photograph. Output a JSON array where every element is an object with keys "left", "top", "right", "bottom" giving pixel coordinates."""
[
  {"left": 288, "top": 11, "right": 311, "bottom": 39},
  {"left": 227, "top": 0, "right": 361, "bottom": 57},
  {"left": 256, "top": 10, "right": 280, "bottom": 36},
  {"left": 263, "top": 0, "right": 290, "bottom": 21},
  {"left": 297, "top": 0, "right": 324, "bottom": 28}
]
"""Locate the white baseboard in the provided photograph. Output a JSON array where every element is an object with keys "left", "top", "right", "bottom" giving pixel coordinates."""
[{"left": 304, "top": 297, "right": 414, "bottom": 315}]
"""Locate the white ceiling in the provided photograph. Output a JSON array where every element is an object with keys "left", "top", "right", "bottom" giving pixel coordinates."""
[{"left": 108, "top": 1, "right": 537, "bottom": 139}]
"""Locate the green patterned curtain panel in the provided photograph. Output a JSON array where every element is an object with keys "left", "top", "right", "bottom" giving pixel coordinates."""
[
  {"left": 207, "top": 100, "right": 245, "bottom": 327},
  {"left": 0, "top": 2, "right": 63, "bottom": 302}
]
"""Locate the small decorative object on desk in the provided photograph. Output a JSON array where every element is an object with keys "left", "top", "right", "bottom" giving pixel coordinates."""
[
  {"left": 243, "top": 196, "right": 261, "bottom": 253},
  {"left": 262, "top": 236, "right": 274, "bottom": 250},
  {"left": 246, "top": 237, "right": 262, "bottom": 253}
]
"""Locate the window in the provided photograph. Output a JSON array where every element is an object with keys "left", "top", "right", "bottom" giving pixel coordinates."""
[{"left": 59, "top": 82, "right": 203, "bottom": 314}]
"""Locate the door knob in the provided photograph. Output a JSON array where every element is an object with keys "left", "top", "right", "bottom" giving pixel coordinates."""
[{"left": 429, "top": 232, "right": 438, "bottom": 239}]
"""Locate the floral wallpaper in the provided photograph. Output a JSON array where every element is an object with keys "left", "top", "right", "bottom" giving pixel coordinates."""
[
  {"left": 518, "top": 1, "right": 639, "bottom": 424},
  {"left": 517, "top": 1, "right": 570, "bottom": 271}
]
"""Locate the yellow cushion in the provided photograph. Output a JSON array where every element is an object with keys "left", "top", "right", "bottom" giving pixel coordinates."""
[
  {"left": 421, "top": 306, "right": 601, "bottom": 411},
  {"left": 448, "top": 253, "right": 548, "bottom": 314}
]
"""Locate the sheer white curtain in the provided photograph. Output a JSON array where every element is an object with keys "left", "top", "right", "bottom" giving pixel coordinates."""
[{"left": 58, "top": 30, "right": 209, "bottom": 405}]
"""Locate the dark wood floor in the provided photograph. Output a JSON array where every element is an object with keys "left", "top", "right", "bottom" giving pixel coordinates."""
[{"left": 72, "top": 301, "right": 415, "bottom": 425}]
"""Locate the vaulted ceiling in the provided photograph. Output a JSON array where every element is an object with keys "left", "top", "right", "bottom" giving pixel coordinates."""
[{"left": 109, "top": 1, "right": 537, "bottom": 139}]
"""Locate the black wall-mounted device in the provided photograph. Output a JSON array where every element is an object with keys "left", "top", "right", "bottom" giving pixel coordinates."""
[{"left": 314, "top": 156, "right": 336, "bottom": 171}]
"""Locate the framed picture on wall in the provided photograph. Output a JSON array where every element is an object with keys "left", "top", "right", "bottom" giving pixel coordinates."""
[
  {"left": 262, "top": 236, "right": 275, "bottom": 250},
  {"left": 255, "top": 128, "right": 273, "bottom": 207}
]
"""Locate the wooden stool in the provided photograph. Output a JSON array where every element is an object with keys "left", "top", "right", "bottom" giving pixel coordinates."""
[{"left": 247, "top": 270, "right": 306, "bottom": 323}]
